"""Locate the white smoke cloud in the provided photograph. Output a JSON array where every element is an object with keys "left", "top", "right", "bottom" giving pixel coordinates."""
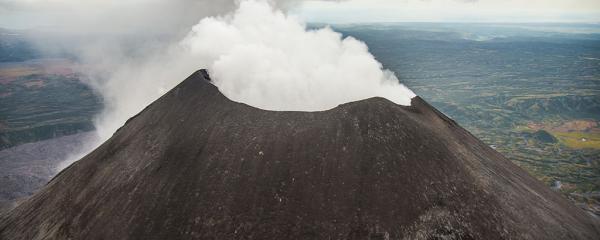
[
  {"left": 183, "top": 0, "right": 415, "bottom": 111},
  {"left": 11, "top": 0, "right": 414, "bottom": 171}
]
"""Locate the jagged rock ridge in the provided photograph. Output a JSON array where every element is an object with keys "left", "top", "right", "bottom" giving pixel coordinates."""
[{"left": 1, "top": 70, "right": 598, "bottom": 239}]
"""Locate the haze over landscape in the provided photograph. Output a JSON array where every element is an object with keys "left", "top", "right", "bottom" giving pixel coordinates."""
[{"left": 0, "top": 0, "right": 599, "bottom": 239}]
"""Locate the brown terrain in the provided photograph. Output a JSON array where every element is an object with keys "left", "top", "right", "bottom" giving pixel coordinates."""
[
  {"left": 0, "top": 70, "right": 598, "bottom": 239},
  {"left": 527, "top": 120, "right": 599, "bottom": 133},
  {"left": 0, "top": 58, "right": 77, "bottom": 85}
]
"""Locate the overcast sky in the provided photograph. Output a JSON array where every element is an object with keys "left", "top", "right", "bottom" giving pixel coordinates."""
[
  {"left": 296, "top": 0, "right": 600, "bottom": 23},
  {"left": 1, "top": 0, "right": 599, "bottom": 30}
]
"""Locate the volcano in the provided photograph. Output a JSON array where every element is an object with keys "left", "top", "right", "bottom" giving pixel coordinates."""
[{"left": 1, "top": 70, "right": 598, "bottom": 239}]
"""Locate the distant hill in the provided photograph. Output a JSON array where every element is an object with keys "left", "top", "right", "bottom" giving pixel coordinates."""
[{"left": 0, "top": 29, "right": 38, "bottom": 62}]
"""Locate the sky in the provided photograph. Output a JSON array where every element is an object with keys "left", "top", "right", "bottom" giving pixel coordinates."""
[
  {"left": 295, "top": 0, "right": 600, "bottom": 23},
  {"left": 1, "top": 0, "right": 600, "bottom": 30}
]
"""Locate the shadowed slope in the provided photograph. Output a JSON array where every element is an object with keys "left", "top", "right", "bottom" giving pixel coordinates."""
[{"left": 1, "top": 70, "right": 598, "bottom": 239}]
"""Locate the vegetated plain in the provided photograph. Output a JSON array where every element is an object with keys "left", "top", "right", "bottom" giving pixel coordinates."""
[{"left": 0, "top": 29, "right": 102, "bottom": 149}]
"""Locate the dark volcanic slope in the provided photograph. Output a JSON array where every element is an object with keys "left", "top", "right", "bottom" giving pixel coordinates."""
[{"left": 1, "top": 70, "right": 598, "bottom": 239}]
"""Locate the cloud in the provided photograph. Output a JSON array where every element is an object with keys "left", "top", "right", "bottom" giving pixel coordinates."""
[
  {"left": 0, "top": 0, "right": 237, "bottom": 33},
  {"left": 0, "top": 0, "right": 346, "bottom": 31}
]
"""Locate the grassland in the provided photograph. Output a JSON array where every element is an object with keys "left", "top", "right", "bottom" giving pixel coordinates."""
[{"left": 552, "top": 132, "right": 600, "bottom": 149}]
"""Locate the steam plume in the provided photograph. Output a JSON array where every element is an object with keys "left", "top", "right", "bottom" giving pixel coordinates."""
[{"left": 183, "top": 0, "right": 415, "bottom": 111}]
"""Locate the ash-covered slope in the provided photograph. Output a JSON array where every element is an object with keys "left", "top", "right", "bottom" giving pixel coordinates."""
[{"left": 1, "top": 70, "right": 598, "bottom": 239}]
